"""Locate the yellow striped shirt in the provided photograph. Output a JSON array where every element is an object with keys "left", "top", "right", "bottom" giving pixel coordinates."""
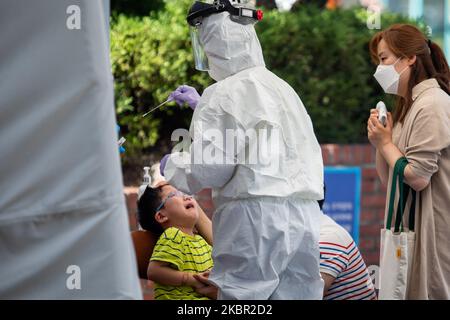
[{"left": 150, "top": 227, "right": 213, "bottom": 300}]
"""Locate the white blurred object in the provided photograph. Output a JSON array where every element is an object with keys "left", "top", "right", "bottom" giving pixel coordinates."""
[
  {"left": 138, "top": 167, "right": 151, "bottom": 199},
  {"left": 275, "top": 0, "right": 296, "bottom": 11},
  {"left": 0, "top": 0, "right": 141, "bottom": 299},
  {"left": 150, "top": 163, "right": 166, "bottom": 186},
  {"left": 359, "top": 0, "right": 384, "bottom": 9},
  {"left": 118, "top": 136, "right": 126, "bottom": 147},
  {"left": 376, "top": 101, "right": 388, "bottom": 127}
]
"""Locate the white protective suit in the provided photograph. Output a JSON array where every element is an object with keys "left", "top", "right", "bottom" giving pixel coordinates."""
[
  {"left": 164, "top": 12, "right": 324, "bottom": 299},
  {"left": 0, "top": 0, "right": 142, "bottom": 299}
]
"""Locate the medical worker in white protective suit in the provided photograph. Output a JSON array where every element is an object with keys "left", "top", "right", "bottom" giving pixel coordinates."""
[
  {"left": 161, "top": 0, "right": 325, "bottom": 300},
  {"left": 0, "top": 0, "right": 141, "bottom": 298}
]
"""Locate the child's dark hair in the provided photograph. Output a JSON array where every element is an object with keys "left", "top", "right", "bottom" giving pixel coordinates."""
[{"left": 137, "top": 185, "right": 165, "bottom": 236}]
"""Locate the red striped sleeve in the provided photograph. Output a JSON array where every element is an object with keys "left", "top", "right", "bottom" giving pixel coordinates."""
[{"left": 321, "top": 241, "right": 377, "bottom": 300}]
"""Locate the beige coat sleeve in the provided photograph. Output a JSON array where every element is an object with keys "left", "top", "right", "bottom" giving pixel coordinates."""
[{"left": 405, "top": 97, "right": 450, "bottom": 179}]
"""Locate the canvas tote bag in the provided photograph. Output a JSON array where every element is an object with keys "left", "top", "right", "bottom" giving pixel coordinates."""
[{"left": 379, "top": 157, "right": 417, "bottom": 300}]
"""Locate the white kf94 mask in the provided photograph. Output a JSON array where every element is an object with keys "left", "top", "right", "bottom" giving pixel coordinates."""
[{"left": 373, "top": 58, "right": 409, "bottom": 95}]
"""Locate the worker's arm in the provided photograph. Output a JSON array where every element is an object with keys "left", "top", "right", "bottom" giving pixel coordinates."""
[
  {"left": 194, "top": 202, "right": 213, "bottom": 246},
  {"left": 321, "top": 272, "right": 336, "bottom": 298},
  {"left": 193, "top": 271, "right": 218, "bottom": 299},
  {"left": 164, "top": 106, "right": 240, "bottom": 195},
  {"left": 147, "top": 261, "right": 204, "bottom": 288}
]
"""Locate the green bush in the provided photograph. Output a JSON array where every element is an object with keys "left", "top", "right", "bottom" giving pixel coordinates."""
[
  {"left": 111, "top": 0, "right": 211, "bottom": 159},
  {"left": 111, "top": 2, "right": 424, "bottom": 163}
]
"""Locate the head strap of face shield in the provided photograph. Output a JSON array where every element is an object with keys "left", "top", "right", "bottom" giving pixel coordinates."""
[{"left": 187, "top": 0, "right": 263, "bottom": 27}]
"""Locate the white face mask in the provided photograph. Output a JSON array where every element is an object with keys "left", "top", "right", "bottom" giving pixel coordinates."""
[{"left": 373, "top": 58, "right": 409, "bottom": 95}]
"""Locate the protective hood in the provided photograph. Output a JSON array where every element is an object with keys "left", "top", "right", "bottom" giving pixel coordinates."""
[{"left": 199, "top": 12, "right": 265, "bottom": 81}]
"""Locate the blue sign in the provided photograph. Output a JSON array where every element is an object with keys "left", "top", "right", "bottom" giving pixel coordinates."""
[{"left": 323, "top": 167, "right": 361, "bottom": 245}]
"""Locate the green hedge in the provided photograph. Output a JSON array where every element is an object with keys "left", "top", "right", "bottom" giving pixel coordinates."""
[
  {"left": 111, "top": 1, "right": 423, "bottom": 161},
  {"left": 111, "top": 0, "right": 211, "bottom": 159}
]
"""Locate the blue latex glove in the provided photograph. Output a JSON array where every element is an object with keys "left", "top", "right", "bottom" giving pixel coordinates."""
[
  {"left": 160, "top": 154, "right": 170, "bottom": 177},
  {"left": 169, "top": 85, "right": 200, "bottom": 110}
]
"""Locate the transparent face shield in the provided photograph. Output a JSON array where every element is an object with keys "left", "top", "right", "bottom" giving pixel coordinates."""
[
  {"left": 190, "top": 25, "right": 209, "bottom": 71},
  {"left": 187, "top": 0, "right": 263, "bottom": 71}
]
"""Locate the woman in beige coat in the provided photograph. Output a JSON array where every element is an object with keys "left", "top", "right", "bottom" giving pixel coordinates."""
[{"left": 367, "top": 24, "right": 450, "bottom": 299}]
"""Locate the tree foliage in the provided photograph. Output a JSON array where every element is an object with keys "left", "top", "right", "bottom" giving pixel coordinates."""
[{"left": 111, "top": 0, "right": 211, "bottom": 158}]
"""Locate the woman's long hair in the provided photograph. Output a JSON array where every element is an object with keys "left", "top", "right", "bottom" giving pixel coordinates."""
[{"left": 369, "top": 24, "right": 450, "bottom": 124}]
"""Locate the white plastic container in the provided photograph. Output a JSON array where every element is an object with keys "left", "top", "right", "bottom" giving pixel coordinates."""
[
  {"left": 376, "top": 101, "right": 387, "bottom": 127},
  {"left": 138, "top": 166, "right": 151, "bottom": 199}
]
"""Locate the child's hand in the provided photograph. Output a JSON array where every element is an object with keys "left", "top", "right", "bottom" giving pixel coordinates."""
[
  {"left": 196, "top": 270, "right": 211, "bottom": 279},
  {"left": 193, "top": 271, "right": 218, "bottom": 299},
  {"left": 184, "top": 272, "right": 207, "bottom": 289}
]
